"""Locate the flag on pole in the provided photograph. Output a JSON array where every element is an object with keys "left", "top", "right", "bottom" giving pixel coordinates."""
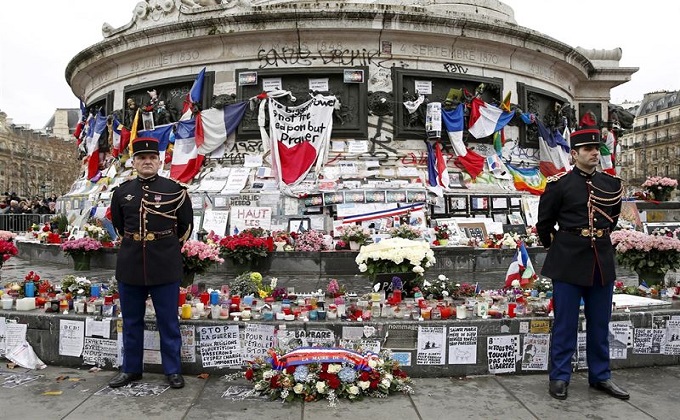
[
  {"left": 600, "top": 129, "right": 616, "bottom": 175},
  {"left": 442, "top": 104, "right": 485, "bottom": 179},
  {"left": 468, "top": 97, "right": 514, "bottom": 139},
  {"left": 500, "top": 91, "right": 512, "bottom": 112},
  {"left": 85, "top": 111, "right": 107, "bottom": 180},
  {"left": 127, "top": 109, "right": 141, "bottom": 156},
  {"left": 196, "top": 101, "right": 247, "bottom": 152},
  {"left": 170, "top": 119, "right": 204, "bottom": 183},
  {"left": 182, "top": 67, "right": 206, "bottom": 115},
  {"left": 505, "top": 242, "right": 538, "bottom": 288},
  {"left": 426, "top": 141, "right": 449, "bottom": 188},
  {"left": 536, "top": 120, "right": 571, "bottom": 177}
]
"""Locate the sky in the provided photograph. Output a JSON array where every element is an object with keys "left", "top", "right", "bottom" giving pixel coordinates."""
[{"left": 1, "top": 0, "right": 678, "bottom": 128}]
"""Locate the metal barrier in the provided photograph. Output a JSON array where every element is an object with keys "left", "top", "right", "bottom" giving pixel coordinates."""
[{"left": 0, "top": 214, "right": 52, "bottom": 233}]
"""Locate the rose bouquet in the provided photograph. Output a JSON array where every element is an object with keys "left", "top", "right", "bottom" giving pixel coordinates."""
[
  {"left": 181, "top": 239, "right": 224, "bottom": 276},
  {"left": 356, "top": 237, "right": 435, "bottom": 281},
  {"left": 338, "top": 224, "right": 371, "bottom": 245},
  {"left": 0, "top": 230, "right": 17, "bottom": 242},
  {"left": 219, "top": 232, "right": 270, "bottom": 265},
  {"left": 641, "top": 176, "right": 677, "bottom": 201},
  {"left": 293, "top": 230, "right": 329, "bottom": 252},
  {"left": 60, "top": 237, "right": 102, "bottom": 257},
  {"left": 388, "top": 225, "right": 422, "bottom": 240},
  {"left": 0, "top": 238, "right": 19, "bottom": 268},
  {"left": 245, "top": 348, "right": 413, "bottom": 407},
  {"left": 433, "top": 224, "right": 452, "bottom": 241},
  {"left": 610, "top": 229, "right": 680, "bottom": 275}
]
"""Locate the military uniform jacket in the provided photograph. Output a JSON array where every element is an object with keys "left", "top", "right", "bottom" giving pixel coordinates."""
[
  {"left": 536, "top": 168, "right": 622, "bottom": 286},
  {"left": 111, "top": 175, "right": 193, "bottom": 286}
]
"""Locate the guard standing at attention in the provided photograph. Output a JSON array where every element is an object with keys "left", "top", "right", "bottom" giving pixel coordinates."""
[
  {"left": 537, "top": 125, "right": 629, "bottom": 400},
  {"left": 108, "top": 137, "right": 193, "bottom": 389}
]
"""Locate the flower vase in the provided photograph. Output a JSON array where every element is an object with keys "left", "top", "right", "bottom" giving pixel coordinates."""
[
  {"left": 274, "top": 241, "right": 286, "bottom": 252},
  {"left": 635, "top": 269, "right": 666, "bottom": 287},
  {"left": 181, "top": 272, "right": 196, "bottom": 288},
  {"left": 349, "top": 241, "right": 361, "bottom": 251},
  {"left": 72, "top": 254, "right": 91, "bottom": 271}
]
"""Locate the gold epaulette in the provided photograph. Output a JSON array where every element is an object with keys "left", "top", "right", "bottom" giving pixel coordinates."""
[
  {"left": 600, "top": 171, "right": 621, "bottom": 180},
  {"left": 546, "top": 172, "right": 568, "bottom": 183},
  {"left": 176, "top": 181, "right": 190, "bottom": 189}
]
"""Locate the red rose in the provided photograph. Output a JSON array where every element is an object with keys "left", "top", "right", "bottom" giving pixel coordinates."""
[
  {"left": 245, "top": 368, "right": 254, "bottom": 380},
  {"left": 327, "top": 375, "right": 341, "bottom": 389},
  {"left": 270, "top": 374, "right": 280, "bottom": 388},
  {"left": 359, "top": 371, "right": 370, "bottom": 381},
  {"left": 370, "top": 380, "right": 379, "bottom": 389},
  {"left": 42, "top": 225, "right": 50, "bottom": 232},
  {"left": 320, "top": 363, "right": 329, "bottom": 373},
  {"left": 285, "top": 365, "right": 296, "bottom": 374}
]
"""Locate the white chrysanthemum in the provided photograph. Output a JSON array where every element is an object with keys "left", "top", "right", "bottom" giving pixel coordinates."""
[
  {"left": 358, "top": 263, "right": 368, "bottom": 272},
  {"left": 358, "top": 380, "right": 370, "bottom": 390},
  {"left": 438, "top": 274, "right": 447, "bottom": 281},
  {"left": 316, "top": 381, "right": 327, "bottom": 393},
  {"left": 348, "top": 385, "right": 360, "bottom": 395},
  {"left": 381, "top": 378, "right": 391, "bottom": 388},
  {"left": 293, "top": 383, "right": 304, "bottom": 394},
  {"left": 412, "top": 265, "right": 424, "bottom": 274}
]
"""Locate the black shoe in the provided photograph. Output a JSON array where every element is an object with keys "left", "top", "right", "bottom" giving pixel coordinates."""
[
  {"left": 167, "top": 373, "right": 185, "bottom": 389},
  {"left": 590, "top": 379, "right": 630, "bottom": 400},
  {"left": 108, "top": 372, "right": 142, "bottom": 388},
  {"left": 549, "top": 380, "right": 568, "bottom": 400}
]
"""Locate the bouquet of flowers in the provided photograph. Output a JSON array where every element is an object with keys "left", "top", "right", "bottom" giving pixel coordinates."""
[
  {"left": 356, "top": 237, "right": 435, "bottom": 281},
  {"left": 245, "top": 348, "right": 413, "bottom": 407},
  {"left": 326, "top": 278, "right": 346, "bottom": 298},
  {"left": 388, "top": 225, "right": 422, "bottom": 240},
  {"left": 610, "top": 229, "right": 680, "bottom": 275},
  {"left": 533, "top": 277, "right": 553, "bottom": 294},
  {"left": 271, "top": 230, "right": 292, "bottom": 245},
  {"left": 294, "top": 230, "right": 329, "bottom": 252},
  {"left": 60, "top": 237, "right": 103, "bottom": 257},
  {"left": 433, "top": 224, "right": 452, "bottom": 242},
  {"left": 420, "top": 274, "right": 453, "bottom": 299},
  {"left": 0, "top": 230, "right": 17, "bottom": 242},
  {"left": 449, "top": 282, "right": 478, "bottom": 299},
  {"left": 338, "top": 224, "right": 371, "bottom": 245},
  {"left": 0, "top": 238, "right": 19, "bottom": 268},
  {"left": 219, "top": 232, "right": 270, "bottom": 265},
  {"left": 181, "top": 239, "right": 224, "bottom": 276},
  {"left": 641, "top": 176, "right": 677, "bottom": 201},
  {"left": 60, "top": 274, "right": 92, "bottom": 297},
  {"left": 229, "top": 271, "right": 261, "bottom": 297}
]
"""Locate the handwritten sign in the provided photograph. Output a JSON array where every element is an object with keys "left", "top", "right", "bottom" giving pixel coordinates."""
[
  {"left": 85, "top": 318, "right": 111, "bottom": 338},
  {"left": 199, "top": 325, "right": 241, "bottom": 367},
  {"left": 416, "top": 326, "right": 445, "bottom": 365},
  {"left": 59, "top": 319, "right": 84, "bottom": 357},
  {"left": 385, "top": 324, "right": 418, "bottom": 350},
  {"left": 447, "top": 326, "right": 477, "bottom": 365},
  {"left": 633, "top": 328, "right": 665, "bottom": 354},
  {"left": 83, "top": 337, "right": 119, "bottom": 367},
  {"left": 229, "top": 206, "right": 272, "bottom": 234},
  {"left": 242, "top": 324, "right": 276, "bottom": 360},
  {"left": 202, "top": 209, "right": 229, "bottom": 236},
  {"left": 487, "top": 335, "right": 518, "bottom": 374},
  {"left": 180, "top": 325, "right": 196, "bottom": 363},
  {"left": 609, "top": 321, "right": 632, "bottom": 360}
]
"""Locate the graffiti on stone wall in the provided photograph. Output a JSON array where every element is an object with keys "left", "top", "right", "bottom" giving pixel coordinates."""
[
  {"left": 258, "top": 46, "right": 394, "bottom": 69},
  {"left": 443, "top": 63, "right": 470, "bottom": 74}
]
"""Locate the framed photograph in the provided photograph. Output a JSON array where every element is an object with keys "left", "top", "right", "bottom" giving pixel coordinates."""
[
  {"left": 492, "top": 213, "right": 508, "bottom": 224},
  {"left": 322, "top": 192, "right": 344, "bottom": 205},
  {"left": 457, "top": 221, "right": 487, "bottom": 241},
  {"left": 386, "top": 191, "right": 408, "bottom": 203},
  {"left": 509, "top": 196, "right": 522, "bottom": 208},
  {"left": 470, "top": 196, "right": 489, "bottom": 211},
  {"left": 407, "top": 190, "right": 427, "bottom": 203},
  {"left": 239, "top": 71, "right": 258, "bottom": 86},
  {"left": 446, "top": 195, "right": 468, "bottom": 215},
  {"left": 288, "top": 217, "right": 311, "bottom": 233},
  {"left": 365, "top": 190, "right": 386, "bottom": 203},
  {"left": 503, "top": 224, "right": 528, "bottom": 235},
  {"left": 303, "top": 194, "right": 323, "bottom": 207},
  {"left": 343, "top": 69, "right": 364, "bottom": 83},
  {"left": 490, "top": 196, "right": 508, "bottom": 211},
  {"left": 508, "top": 213, "right": 525, "bottom": 225},
  {"left": 343, "top": 191, "right": 366, "bottom": 204},
  {"left": 303, "top": 206, "right": 324, "bottom": 215},
  {"left": 142, "top": 111, "right": 155, "bottom": 131}
]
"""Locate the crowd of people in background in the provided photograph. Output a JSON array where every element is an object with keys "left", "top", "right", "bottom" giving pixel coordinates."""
[{"left": 0, "top": 192, "right": 58, "bottom": 215}]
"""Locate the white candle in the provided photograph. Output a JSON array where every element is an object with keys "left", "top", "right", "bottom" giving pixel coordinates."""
[{"left": 456, "top": 305, "right": 467, "bottom": 319}]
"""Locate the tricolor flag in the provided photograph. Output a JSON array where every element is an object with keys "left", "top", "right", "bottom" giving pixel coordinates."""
[
  {"left": 426, "top": 141, "right": 449, "bottom": 189},
  {"left": 504, "top": 242, "right": 537, "bottom": 288},
  {"left": 536, "top": 120, "right": 571, "bottom": 177},
  {"left": 138, "top": 123, "right": 174, "bottom": 163},
  {"left": 170, "top": 119, "right": 204, "bottom": 183},
  {"left": 85, "top": 111, "right": 107, "bottom": 180},
  {"left": 442, "top": 104, "right": 485, "bottom": 179},
  {"left": 600, "top": 129, "right": 616, "bottom": 175},
  {"left": 196, "top": 101, "right": 248, "bottom": 153},
  {"left": 182, "top": 67, "right": 206, "bottom": 115},
  {"left": 111, "top": 117, "right": 124, "bottom": 157},
  {"left": 468, "top": 97, "right": 514, "bottom": 139}
]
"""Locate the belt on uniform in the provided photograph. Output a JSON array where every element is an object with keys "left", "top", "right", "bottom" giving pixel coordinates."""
[
  {"left": 124, "top": 229, "right": 175, "bottom": 241},
  {"left": 562, "top": 227, "right": 610, "bottom": 238}
]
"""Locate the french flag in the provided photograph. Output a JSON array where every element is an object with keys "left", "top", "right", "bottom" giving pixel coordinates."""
[
  {"left": 182, "top": 67, "right": 206, "bottom": 115},
  {"left": 170, "top": 119, "right": 204, "bottom": 183},
  {"left": 504, "top": 242, "right": 537, "bottom": 288},
  {"left": 85, "top": 112, "right": 107, "bottom": 180},
  {"left": 426, "top": 141, "right": 449, "bottom": 189},
  {"left": 468, "top": 97, "right": 514, "bottom": 139},
  {"left": 195, "top": 101, "right": 248, "bottom": 153},
  {"left": 138, "top": 123, "right": 174, "bottom": 163},
  {"left": 442, "top": 104, "right": 485, "bottom": 179},
  {"left": 536, "top": 120, "right": 571, "bottom": 176}
]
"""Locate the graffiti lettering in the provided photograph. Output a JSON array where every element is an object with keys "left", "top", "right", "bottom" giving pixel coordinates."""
[
  {"left": 258, "top": 47, "right": 392, "bottom": 69},
  {"left": 443, "top": 63, "right": 469, "bottom": 74},
  {"left": 257, "top": 47, "right": 313, "bottom": 68}
]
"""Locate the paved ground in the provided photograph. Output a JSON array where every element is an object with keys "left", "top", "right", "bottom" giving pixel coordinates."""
[{"left": 0, "top": 364, "right": 677, "bottom": 420}]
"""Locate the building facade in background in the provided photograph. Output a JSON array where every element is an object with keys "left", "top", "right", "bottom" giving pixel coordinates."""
[
  {"left": 0, "top": 111, "right": 80, "bottom": 198},
  {"left": 618, "top": 91, "right": 680, "bottom": 186}
]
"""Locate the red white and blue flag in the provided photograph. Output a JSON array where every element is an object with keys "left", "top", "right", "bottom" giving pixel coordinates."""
[
  {"left": 196, "top": 101, "right": 248, "bottom": 153},
  {"left": 170, "top": 119, "right": 204, "bottom": 183},
  {"left": 138, "top": 123, "right": 174, "bottom": 162},
  {"left": 426, "top": 141, "right": 449, "bottom": 189},
  {"left": 182, "top": 67, "right": 206, "bottom": 115},
  {"left": 536, "top": 120, "right": 571, "bottom": 176},
  {"left": 504, "top": 242, "right": 537, "bottom": 288},
  {"left": 442, "top": 104, "right": 485, "bottom": 179},
  {"left": 85, "top": 111, "right": 107, "bottom": 180},
  {"left": 468, "top": 97, "right": 514, "bottom": 139}
]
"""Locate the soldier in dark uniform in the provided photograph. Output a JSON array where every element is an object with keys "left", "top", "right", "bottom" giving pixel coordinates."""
[
  {"left": 108, "top": 137, "right": 193, "bottom": 389},
  {"left": 537, "top": 127, "right": 629, "bottom": 400}
]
